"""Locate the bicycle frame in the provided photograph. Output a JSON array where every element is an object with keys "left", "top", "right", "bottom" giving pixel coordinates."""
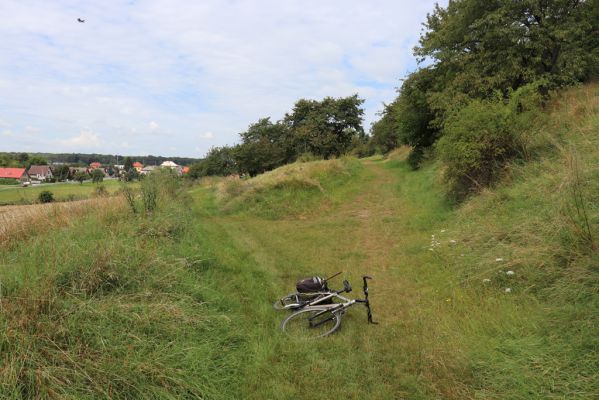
[{"left": 302, "top": 276, "right": 377, "bottom": 326}]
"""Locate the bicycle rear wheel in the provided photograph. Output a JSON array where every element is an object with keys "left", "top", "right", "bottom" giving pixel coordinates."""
[{"left": 281, "top": 308, "right": 341, "bottom": 339}]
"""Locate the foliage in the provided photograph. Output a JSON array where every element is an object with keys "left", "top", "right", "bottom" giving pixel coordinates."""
[
  {"left": 283, "top": 94, "right": 365, "bottom": 159},
  {"left": 123, "top": 168, "right": 139, "bottom": 182},
  {"left": 54, "top": 165, "right": 71, "bottom": 181},
  {"left": 123, "top": 169, "right": 182, "bottom": 215},
  {"left": 437, "top": 85, "right": 542, "bottom": 199},
  {"left": 123, "top": 156, "right": 133, "bottom": 172},
  {"left": 91, "top": 168, "right": 104, "bottom": 183},
  {"left": 371, "top": 0, "right": 599, "bottom": 174},
  {"left": 73, "top": 171, "right": 89, "bottom": 184},
  {"left": 191, "top": 95, "right": 366, "bottom": 178},
  {"left": 94, "top": 185, "right": 109, "bottom": 197},
  {"left": 188, "top": 146, "right": 238, "bottom": 179},
  {"left": 37, "top": 190, "right": 54, "bottom": 203},
  {"left": 235, "top": 118, "right": 287, "bottom": 176},
  {"left": 0, "top": 178, "right": 19, "bottom": 185},
  {"left": 0, "top": 152, "right": 200, "bottom": 167},
  {"left": 0, "top": 153, "right": 47, "bottom": 168}
]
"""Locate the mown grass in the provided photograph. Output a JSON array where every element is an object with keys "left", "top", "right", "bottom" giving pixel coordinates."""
[
  {"left": 0, "top": 84, "right": 597, "bottom": 399},
  {"left": 0, "top": 180, "right": 124, "bottom": 205}
]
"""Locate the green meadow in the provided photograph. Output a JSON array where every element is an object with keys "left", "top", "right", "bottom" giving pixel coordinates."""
[
  {"left": 0, "top": 180, "right": 124, "bottom": 205},
  {"left": 0, "top": 84, "right": 597, "bottom": 398}
]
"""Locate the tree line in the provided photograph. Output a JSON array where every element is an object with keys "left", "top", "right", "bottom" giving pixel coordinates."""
[
  {"left": 369, "top": 0, "right": 598, "bottom": 199},
  {"left": 188, "top": 94, "right": 370, "bottom": 178},
  {"left": 0, "top": 152, "right": 200, "bottom": 167}
]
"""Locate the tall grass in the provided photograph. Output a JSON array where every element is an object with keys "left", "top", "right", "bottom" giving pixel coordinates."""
[{"left": 0, "top": 84, "right": 597, "bottom": 399}]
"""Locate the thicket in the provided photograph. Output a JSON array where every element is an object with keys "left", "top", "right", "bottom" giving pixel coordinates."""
[
  {"left": 188, "top": 95, "right": 369, "bottom": 179},
  {"left": 370, "top": 0, "right": 599, "bottom": 199}
]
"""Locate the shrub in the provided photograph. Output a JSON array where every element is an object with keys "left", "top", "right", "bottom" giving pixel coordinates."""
[
  {"left": 91, "top": 169, "right": 104, "bottom": 183},
  {"left": 38, "top": 190, "right": 54, "bottom": 203},
  {"left": 406, "top": 147, "right": 425, "bottom": 170},
  {"left": 0, "top": 178, "right": 19, "bottom": 185},
  {"left": 436, "top": 84, "right": 543, "bottom": 200},
  {"left": 94, "top": 185, "right": 109, "bottom": 197}
]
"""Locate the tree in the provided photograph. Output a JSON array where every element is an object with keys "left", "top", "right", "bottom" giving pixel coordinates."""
[
  {"left": 236, "top": 118, "right": 288, "bottom": 176},
  {"left": 188, "top": 147, "right": 238, "bottom": 178},
  {"left": 73, "top": 171, "right": 88, "bottom": 184},
  {"left": 27, "top": 156, "right": 48, "bottom": 167},
  {"left": 415, "top": 0, "right": 598, "bottom": 104},
  {"left": 16, "top": 153, "right": 29, "bottom": 164},
  {"left": 54, "top": 165, "right": 70, "bottom": 181},
  {"left": 91, "top": 169, "right": 104, "bottom": 183},
  {"left": 124, "top": 157, "right": 133, "bottom": 172},
  {"left": 284, "top": 95, "right": 365, "bottom": 159}
]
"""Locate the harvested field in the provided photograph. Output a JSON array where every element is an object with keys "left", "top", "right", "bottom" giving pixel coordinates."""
[{"left": 0, "top": 197, "right": 124, "bottom": 245}]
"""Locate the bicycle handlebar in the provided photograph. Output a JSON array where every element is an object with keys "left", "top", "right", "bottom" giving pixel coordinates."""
[{"left": 362, "top": 275, "right": 377, "bottom": 324}]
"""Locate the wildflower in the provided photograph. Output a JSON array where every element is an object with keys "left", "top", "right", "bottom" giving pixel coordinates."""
[
  {"left": 449, "top": 239, "right": 457, "bottom": 245},
  {"left": 504, "top": 288, "right": 512, "bottom": 293},
  {"left": 506, "top": 270, "right": 515, "bottom": 276},
  {"left": 441, "top": 229, "right": 446, "bottom": 233},
  {"left": 445, "top": 298, "right": 451, "bottom": 302},
  {"left": 495, "top": 258, "right": 504, "bottom": 262},
  {"left": 482, "top": 278, "right": 491, "bottom": 283}
]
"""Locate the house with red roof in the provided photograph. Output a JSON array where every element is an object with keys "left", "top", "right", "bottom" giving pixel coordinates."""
[
  {"left": 132, "top": 162, "right": 143, "bottom": 172},
  {"left": 0, "top": 168, "right": 30, "bottom": 183},
  {"left": 182, "top": 166, "right": 190, "bottom": 174},
  {"left": 89, "top": 162, "right": 102, "bottom": 169}
]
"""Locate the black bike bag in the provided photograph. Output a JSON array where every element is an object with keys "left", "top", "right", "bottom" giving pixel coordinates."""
[{"left": 296, "top": 276, "right": 328, "bottom": 293}]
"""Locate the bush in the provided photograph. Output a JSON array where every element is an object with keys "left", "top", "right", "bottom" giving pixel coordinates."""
[
  {"left": 91, "top": 169, "right": 104, "bottom": 183},
  {"left": 38, "top": 190, "right": 54, "bottom": 203},
  {"left": 95, "top": 185, "right": 109, "bottom": 197},
  {"left": 406, "top": 147, "right": 425, "bottom": 170},
  {"left": 436, "top": 86, "right": 542, "bottom": 200},
  {"left": 0, "top": 178, "right": 19, "bottom": 185}
]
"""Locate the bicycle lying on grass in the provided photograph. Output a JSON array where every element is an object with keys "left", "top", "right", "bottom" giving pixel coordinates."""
[
  {"left": 272, "top": 271, "right": 342, "bottom": 311},
  {"left": 276, "top": 275, "right": 377, "bottom": 339}
]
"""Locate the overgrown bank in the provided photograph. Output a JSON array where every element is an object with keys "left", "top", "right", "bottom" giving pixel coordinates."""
[{"left": 0, "top": 85, "right": 597, "bottom": 398}]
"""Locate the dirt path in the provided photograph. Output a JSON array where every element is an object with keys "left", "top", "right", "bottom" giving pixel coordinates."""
[{"left": 210, "top": 160, "right": 425, "bottom": 323}]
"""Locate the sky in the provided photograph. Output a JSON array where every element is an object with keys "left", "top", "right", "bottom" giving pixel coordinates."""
[{"left": 0, "top": 0, "right": 444, "bottom": 158}]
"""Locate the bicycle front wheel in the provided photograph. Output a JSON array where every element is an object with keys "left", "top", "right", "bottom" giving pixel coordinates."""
[{"left": 281, "top": 308, "right": 341, "bottom": 339}]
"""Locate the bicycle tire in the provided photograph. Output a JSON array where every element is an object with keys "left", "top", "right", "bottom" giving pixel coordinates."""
[{"left": 280, "top": 308, "right": 341, "bottom": 339}]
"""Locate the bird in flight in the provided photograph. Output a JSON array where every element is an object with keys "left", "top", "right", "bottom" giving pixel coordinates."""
[{"left": 77, "top": 18, "right": 85, "bottom": 23}]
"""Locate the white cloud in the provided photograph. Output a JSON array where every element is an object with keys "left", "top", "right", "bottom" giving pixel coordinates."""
[
  {"left": 0, "top": 0, "right": 446, "bottom": 156},
  {"left": 199, "top": 131, "right": 214, "bottom": 139},
  {"left": 56, "top": 130, "right": 101, "bottom": 148}
]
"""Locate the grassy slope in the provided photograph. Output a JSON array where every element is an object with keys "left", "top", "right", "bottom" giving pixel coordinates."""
[
  {"left": 0, "top": 84, "right": 597, "bottom": 399},
  {"left": 0, "top": 180, "right": 124, "bottom": 205}
]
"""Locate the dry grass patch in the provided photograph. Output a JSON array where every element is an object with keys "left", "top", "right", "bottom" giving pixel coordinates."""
[{"left": 0, "top": 197, "right": 125, "bottom": 246}]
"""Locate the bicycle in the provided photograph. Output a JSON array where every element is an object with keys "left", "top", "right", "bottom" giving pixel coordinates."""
[
  {"left": 280, "top": 276, "right": 377, "bottom": 339},
  {"left": 273, "top": 271, "right": 342, "bottom": 311}
]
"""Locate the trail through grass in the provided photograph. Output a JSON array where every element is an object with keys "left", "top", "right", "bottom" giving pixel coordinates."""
[{"left": 1, "top": 85, "right": 597, "bottom": 399}]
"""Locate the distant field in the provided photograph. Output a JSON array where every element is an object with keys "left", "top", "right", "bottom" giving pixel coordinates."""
[{"left": 0, "top": 180, "right": 124, "bottom": 205}]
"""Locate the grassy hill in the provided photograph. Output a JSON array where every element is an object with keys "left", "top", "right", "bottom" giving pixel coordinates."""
[{"left": 0, "top": 84, "right": 597, "bottom": 399}]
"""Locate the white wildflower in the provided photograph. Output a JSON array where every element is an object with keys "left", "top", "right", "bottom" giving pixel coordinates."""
[
  {"left": 449, "top": 239, "right": 457, "bottom": 245},
  {"left": 441, "top": 229, "right": 446, "bottom": 233},
  {"left": 504, "top": 288, "right": 512, "bottom": 293},
  {"left": 506, "top": 270, "right": 515, "bottom": 276},
  {"left": 482, "top": 278, "right": 491, "bottom": 283},
  {"left": 495, "top": 258, "right": 504, "bottom": 262}
]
